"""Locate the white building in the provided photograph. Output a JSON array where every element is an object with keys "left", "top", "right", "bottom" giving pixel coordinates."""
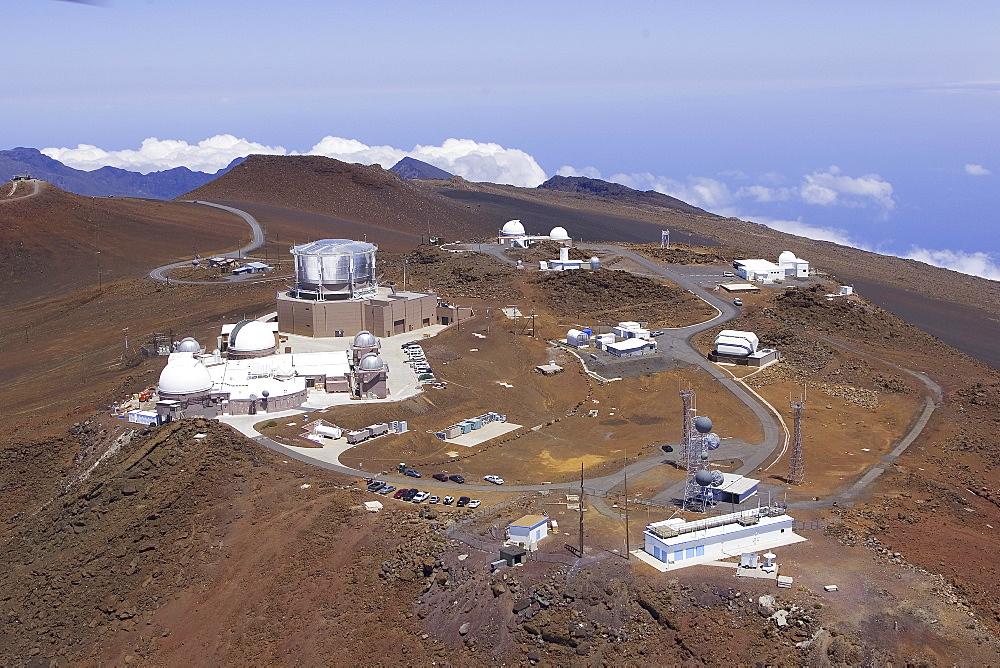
[
  {"left": 612, "top": 321, "right": 650, "bottom": 340},
  {"left": 642, "top": 506, "right": 802, "bottom": 569},
  {"left": 713, "top": 330, "right": 759, "bottom": 357},
  {"left": 734, "top": 259, "right": 784, "bottom": 283},
  {"left": 508, "top": 514, "right": 549, "bottom": 547},
  {"left": 777, "top": 251, "right": 810, "bottom": 278},
  {"left": 546, "top": 246, "right": 584, "bottom": 271},
  {"left": 606, "top": 338, "right": 657, "bottom": 357},
  {"left": 566, "top": 328, "right": 591, "bottom": 348},
  {"left": 498, "top": 220, "right": 574, "bottom": 248}
]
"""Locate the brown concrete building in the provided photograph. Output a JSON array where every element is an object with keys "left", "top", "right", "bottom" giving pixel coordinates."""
[{"left": 277, "top": 288, "right": 472, "bottom": 339}]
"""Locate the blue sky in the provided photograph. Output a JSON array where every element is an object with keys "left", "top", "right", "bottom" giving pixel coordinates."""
[{"left": 6, "top": 1, "right": 1000, "bottom": 277}]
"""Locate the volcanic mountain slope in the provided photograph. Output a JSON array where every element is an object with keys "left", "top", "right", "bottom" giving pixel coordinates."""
[
  {"left": 0, "top": 148, "right": 240, "bottom": 199},
  {"left": 426, "top": 176, "right": 1000, "bottom": 369},
  {"left": 389, "top": 156, "right": 454, "bottom": 180},
  {"left": 181, "top": 155, "right": 493, "bottom": 242},
  {"left": 0, "top": 181, "right": 250, "bottom": 307},
  {"left": 539, "top": 174, "right": 711, "bottom": 215}
]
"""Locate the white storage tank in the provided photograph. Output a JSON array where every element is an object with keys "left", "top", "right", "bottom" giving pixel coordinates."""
[
  {"left": 589, "top": 257, "right": 601, "bottom": 270},
  {"left": 290, "top": 239, "right": 378, "bottom": 299},
  {"left": 713, "top": 330, "right": 760, "bottom": 357},
  {"left": 314, "top": 424, "right": 343, "bottom": 439}
]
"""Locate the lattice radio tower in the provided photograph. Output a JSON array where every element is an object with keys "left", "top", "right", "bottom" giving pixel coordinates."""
[
  {"left": 788, "top": 400, "right": 806, "bottom": 485},
  {"left": 679, "top": 389, "right": 694, "bottom": 463}
]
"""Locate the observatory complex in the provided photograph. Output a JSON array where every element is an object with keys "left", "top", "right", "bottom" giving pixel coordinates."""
[
  {"left": 277, "top": 239, "right": 471, "bottom": 338},
  {"left": 497, "top": 219, "right": 574, "bottom": 248}
]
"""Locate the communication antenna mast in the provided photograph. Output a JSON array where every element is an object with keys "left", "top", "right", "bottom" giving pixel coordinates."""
[
  {"left": 578, "top": 463, "right": 585, "bottom": 557},
  {"left": 661, "top": 229, "right": 670, "bottom": 249},
  {"left": 788, "top": 400, "right": 805, "bottom": 485},
  {"left": 679, "top": 389, "right": 694, "bottom": 463}
]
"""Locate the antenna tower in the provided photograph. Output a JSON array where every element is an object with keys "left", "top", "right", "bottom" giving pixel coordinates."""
[
  {"left": 788, "top": 400, "right": 805, "bottom": 485},
  {"left": 679, "top": 389, "right": 694, "bottom": 463}
]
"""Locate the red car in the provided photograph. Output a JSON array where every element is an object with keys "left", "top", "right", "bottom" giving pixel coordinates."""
[{"left": 393, "top": 488, "right": 409, "bottom": 499}]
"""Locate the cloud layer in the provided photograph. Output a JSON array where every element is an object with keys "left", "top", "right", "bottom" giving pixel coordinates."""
[
  {"left": 904, "top": 247, "right": 1000, "bottom": 281},
  {"left": 41, "top": 135, "right": 547, "bottom": 187}
]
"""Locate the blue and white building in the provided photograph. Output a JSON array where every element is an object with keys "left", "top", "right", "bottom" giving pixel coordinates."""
[
  {"left": 640, "top": 506, "right": 802, "bottom": 570},
  {"left": 507, "top": 514, "right": 549, "bottom": 547}
]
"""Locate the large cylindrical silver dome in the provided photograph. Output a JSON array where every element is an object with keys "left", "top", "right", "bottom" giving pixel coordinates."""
[{"left": 291, "top": 239, "right": 378, "bottom": 299}]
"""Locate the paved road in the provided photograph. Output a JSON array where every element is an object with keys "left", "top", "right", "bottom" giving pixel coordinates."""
[
  {"left": 0, "top": 178, "right": 41, "bottom": 203},
  {"left": 148, "top": 201, "right": 269, "bottom": 284},
  {"left": 229, "top": 242, "right": 939, "bottom": 512}
]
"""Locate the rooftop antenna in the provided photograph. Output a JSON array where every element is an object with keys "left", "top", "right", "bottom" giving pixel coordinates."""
[{"left": 788, "top": 399, "right": 806, "bottom": 485}]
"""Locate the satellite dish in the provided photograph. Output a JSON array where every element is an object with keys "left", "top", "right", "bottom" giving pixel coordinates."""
[
  {"left": 704, "top": 433, "right": 721, "bottom": 450},
  {"left": 695, "top": 469, "right": 714, "bottom": 486},
  {"left": 694, "top": 416, "right": 713, "bottom": 433},
  {"left": 710, "top": 470, "right": 725, "bottom": 487},
  {"left": 261, "top": 390, "right": 269, "bottom": 397},
  {"left": 700, "top": 452, "right": 709, "bottom": 461}
]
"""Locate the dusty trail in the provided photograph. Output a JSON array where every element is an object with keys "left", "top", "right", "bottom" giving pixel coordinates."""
[{"left": 0, "top": 178, "right": 41, "bottom": 203}]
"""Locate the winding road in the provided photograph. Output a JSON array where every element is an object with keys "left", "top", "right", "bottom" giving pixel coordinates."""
[
  {"left": 148, "top": 201, "right": 269, "bottom": 284},
  {"left": 1, "top": 178, "right": 42, "bottom": 203},
  {"left": 205, "top": 239, "right": 938, "bottom": 509}
]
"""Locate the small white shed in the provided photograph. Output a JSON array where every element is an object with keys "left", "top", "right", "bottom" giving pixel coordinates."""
[{"left": 508, "top": 514, "right": 549, "bottom": 545}]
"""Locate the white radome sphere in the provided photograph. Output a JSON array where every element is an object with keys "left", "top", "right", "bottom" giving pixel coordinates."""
[
  {"left": 158, "top": 356, "right": 213, "bottom": 395},
  {"left": 549, "top": 226, "right": 570, "bottom": 241},
  {"left": 353, "top": 330, "right": 377, "bottom": 347},
  {"left": 176, "top": 337, "right": 201, "bottom": 353},
  {"left": 501, "top": 219, "right": 525, "bottom": 236},
  {"left": 229, "top": 321, "right": 276, "bottom": 352}
]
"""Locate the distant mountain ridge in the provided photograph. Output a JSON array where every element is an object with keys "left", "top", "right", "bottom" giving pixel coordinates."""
[
  {"left": 538, "top": 175, "right": 711, "bottom": 216},
  {"left": 389, "top": 157, "right": 454, "bottom": 180},
  {"left": 0, "top": 147, "right": 242, "bottom": 199}
]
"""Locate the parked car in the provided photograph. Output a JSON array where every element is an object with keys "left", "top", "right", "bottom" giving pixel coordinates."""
[
  {"left": 723, "top": 271, "right": 735, "bottom": 277},
  {"left": 403, "top": 488, "right": 419, "bottom": 501},
  {"left": 380, "top": 485, "right": 396, "bottom": 495},
  {"left": 733, "top": 298, "right": 743, "bottom": 306},
  {"left": 468, "top": 500, "right": 481, "bottom": 509},
  {"left": 432, "top": 473, "right": 449, "bottom": 482},
  {"left": 428, "top": 495, "right": 440, "bottom": 504},
  {"left": 404, "top": 468, "right": 422, "bottom": 478},
  {"left": 661, "top": 445, "right": 674, "bottom": 453},
  {"left": 402, "top": 343, "right": 421, "bottom": 349},
  {"left": 650, "top": 330, "right": 665, "bottom": 337},
  {"left": 456, "top": 496, "right": 471, "bottom": 507},
  {"left": 367, "top": 481, "right": 384, "bottom": 492},
  {"left": 484, "top": 475, "right": 504, "bottom": 485},
  {"left": 394, "top": 488, "right": 409, "bottom": 499},
  {"left": 442, "top": 496, "right": 455, "bottom": 505},
  {"left": 412, "top": 491, "right": 430, "bottom": 503},
  {"left": 449, "top": 474, "right": 465, "bottom": 484}
]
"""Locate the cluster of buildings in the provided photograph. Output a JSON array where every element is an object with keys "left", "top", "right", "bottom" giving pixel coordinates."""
[
  {"left": 497, "top": 219, "right": 571, "bottom": 248},
  {"left": 566, "top": 321, "right": 658, "bottom": 358},
  {"left": 146, "top": 238, "right": 474, "bottom": 420},
  {"left": 733, "top": 251, "right": 810, "bottom": 284}
]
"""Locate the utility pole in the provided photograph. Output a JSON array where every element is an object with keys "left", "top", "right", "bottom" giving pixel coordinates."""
[
  {"left": 623, "top": 446, "right": 630, "bottom": 559},
  {"left": 578, "top": 463, "right": 585, "bottom": 558},
  {"left": 402, "top": 258, "right": 407, "bottom": 291},
  {"left": 789, "top": 400, "right": 806, "bottom": 485}
]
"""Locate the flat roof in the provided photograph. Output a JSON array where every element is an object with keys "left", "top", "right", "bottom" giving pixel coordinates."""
[
  {"left": 510, "top": 514, "right": 548, "bottom": 529},
  {"left": 717, "top": 473, "right": 760, "bottom": 496},
  {"left": 736, "top": 259, "right": 782, "bottom": 272},
  {"left": 720, "top": 282, "right": 759, "bottom": 292},
  {"left": 607, "top": 338, "right": 654, "bottom": 351}
]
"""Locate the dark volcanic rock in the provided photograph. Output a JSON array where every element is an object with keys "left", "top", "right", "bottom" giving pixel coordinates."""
[
  {"left": 538, "top": 175, "right": 709, "bottom": 215},
  {"left": 390, "top": 157, "right": 453, "bottom": 180}
]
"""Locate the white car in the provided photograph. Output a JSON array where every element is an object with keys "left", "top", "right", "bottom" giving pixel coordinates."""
[
  {"left": 412, "top": 491, "right": 430, "bottom": 503},
  {"left": 468, "top": 500, "right": 481, "bottom": 509},
  {"left": 483, "top": 475, "right": 504, "bottom": 485},
  {"left": 442, "top": 496, "right": 455, "bottom": 505},
  {"left": 428, "top": 495, "right": 440, "bottom": 504}
]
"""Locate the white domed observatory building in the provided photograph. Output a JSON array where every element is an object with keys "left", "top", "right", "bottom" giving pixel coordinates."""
[
  {"left": 225, "top": 320, "right": 278, "bottom": 359},
  {"left": 352, "top": 351, "right": 388, "bottom": 399},
  {"left": 277, "top": 239, "right": 472, "bottom": 338},
  {"left": 496, "top": 220, "right": 575, "bottom": 248}
]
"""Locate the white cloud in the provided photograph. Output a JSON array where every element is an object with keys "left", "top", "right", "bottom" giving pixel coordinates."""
[
  {"left": 904, "top": 247, "right": 1000, "bottom": 281},
  {"left": 965, "top": 163, "right": 992, "bottom": 176},
  {"left": 609, "top": 172, "right": 738, "bottom": 212},
  {"left": 41, "top": 135, "right": 288, "bottom": 174},
  {"left": 42, "top": 135, "right": 547, "bottom": 187},
  {"left": 737, "top": 184, "right": 792, "bottom": 203},
  {"left": 799, "top": 166, "right": 895, "bottom": 210},
  {"left": 744, "top": 215, "right": 865, "bottom": 248},
  {"left": 556, "top": 165, "right": 602, "bottom": 178}
]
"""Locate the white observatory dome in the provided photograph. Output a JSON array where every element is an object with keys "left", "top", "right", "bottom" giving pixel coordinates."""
[
  {"left": 501, "top": 219, "right": 525, "bottom": 236},
  {"left": 549, "top": 226, "right": 570, "bottom": 241},
  {"left": 353, "top": 330, "right": 377, "bottom": 347},
  {"left": 158, "top": 356, "right": 213, "bottom": 396},
  {"left": 358, "top": 353, "right": 385, "bottom": 371},
  {"left": 778, "top": 250, "right": 798, "bottom": 264},
  {"left": 176, "top": 337, "right": 200, "bottom": 353},
  {"left": 229, "top": 320, "right": 276, "bottom": 353}
]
